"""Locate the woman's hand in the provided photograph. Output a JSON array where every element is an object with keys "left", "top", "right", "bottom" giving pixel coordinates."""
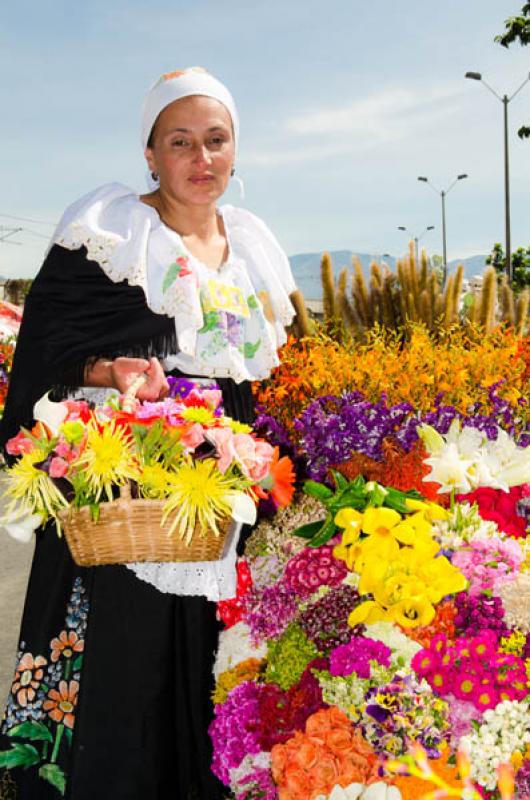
[{"left": 85, "top": 357, "right": 169, "bottom": 401}]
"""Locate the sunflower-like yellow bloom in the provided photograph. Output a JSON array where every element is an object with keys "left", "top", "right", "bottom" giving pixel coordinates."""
[
  {"left": 179, "top": 406, "right": 216, "bottom": 425},
  {"left": 4, "top": 448, "right": 68, "bottom": 522},
  {"left": 162, "top": 457, "right": 242, "bottom": 544},
  {"left": 137, "top": 463, "right": 175, "bottom": 499},
  {"left": 75, "top": 420, "right": 140, "bottom": 502}
]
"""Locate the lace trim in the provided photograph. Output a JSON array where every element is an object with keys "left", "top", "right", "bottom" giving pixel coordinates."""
[{"left": 56, "top": 222, "right": 148, "bottom": 293}]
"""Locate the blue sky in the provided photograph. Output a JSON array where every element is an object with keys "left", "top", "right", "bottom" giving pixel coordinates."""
[{"left": 1, "top": 0, "right": 530, "bottom": 277}]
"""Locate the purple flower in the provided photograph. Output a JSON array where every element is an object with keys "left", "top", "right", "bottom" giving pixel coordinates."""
[
  {"left": 209, "top": 681, "right": 262, "bottom": 786},
  {"left": 329, "top": 636, "right": 392, "bottom": 678}
]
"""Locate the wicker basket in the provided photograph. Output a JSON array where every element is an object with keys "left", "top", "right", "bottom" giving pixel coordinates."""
[{"left": 58, "top": 375, "right": 234, "bottom": 567}]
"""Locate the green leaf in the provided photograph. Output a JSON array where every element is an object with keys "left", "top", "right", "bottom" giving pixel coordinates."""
[
  {"left": 307, "top": 516, "right": 336, "bottom": 547},
  {"left": 64, "top": 728, "right": 73, "bottom": 745},
  {"left": 247, "top": 294, "right": 259, "bottom": 309},
  {"left": 89, "top": 503, "right": 100, "bottom": 523},
  {"left": 303, "top": 480, "right": 334, "bottom": 501},
  {"left": 198, "top": 310, "right": 221, "bottom": 333},
  {"left": 293, "top": 520, "right": 326, "bottom": 540},
  {"left": 243, "top": 339, "right": 261, "bottom": 359},
  {"left": 7, "top": 721, "right": 53, "bottom": 743},
  {"left": 330, "top": 470, "right": 349, "bottom": 491},
  {"left": 39, "top": 763, "right": 66, "bottom": 795},
  {"left": 72, "top": 655, "right": 83, "bottom": 672},
  {"left": 0, "top": 743, "right": 41, "bottom": 768},
  {"left": 162, "top": 262, "right": 181, "bottom": 293}
]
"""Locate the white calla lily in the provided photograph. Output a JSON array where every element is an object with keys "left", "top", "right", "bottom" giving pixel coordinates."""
[
  {"left": 3, "top": 510, "right": 42, "bottom": 543},
  {"left": 227, "top": 491, "right": 256, "bottom": 525},
  {"left": 33, "top": 392, "right": 68, "bottom": 435}
]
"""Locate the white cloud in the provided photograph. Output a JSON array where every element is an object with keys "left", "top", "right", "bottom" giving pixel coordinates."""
[{"left": 240, "top": 84, "right": 467, "bottom": 168}]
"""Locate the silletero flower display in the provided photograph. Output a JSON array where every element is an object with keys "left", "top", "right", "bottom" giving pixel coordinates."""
[{"left": 211, "top": 327, "right": 530, "bottom": 800}]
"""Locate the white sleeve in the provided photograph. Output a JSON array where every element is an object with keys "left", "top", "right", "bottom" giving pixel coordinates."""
[{"left": 240, "top": 210, "right": 297, "bottom": 295}]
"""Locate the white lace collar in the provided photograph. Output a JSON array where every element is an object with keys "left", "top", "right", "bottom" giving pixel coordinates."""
[{"left": 51, "top": 183, "right": 296, "bottom": 381}]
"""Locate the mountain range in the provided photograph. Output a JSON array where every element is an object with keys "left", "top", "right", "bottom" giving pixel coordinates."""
[{"left": 288, "top": 251, "right": 489, "bottom": 300}]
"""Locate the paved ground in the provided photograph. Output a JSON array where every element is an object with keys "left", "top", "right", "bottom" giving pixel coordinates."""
[{"left": 0, "top": 528, "right": 34, "bottom": 710}]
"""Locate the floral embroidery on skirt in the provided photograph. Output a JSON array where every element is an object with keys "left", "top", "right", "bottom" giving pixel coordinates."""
[{"left": 0, "top": 579, "right": 89, "bottom": 796}]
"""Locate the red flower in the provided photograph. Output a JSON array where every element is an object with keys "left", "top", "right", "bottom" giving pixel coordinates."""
[
  {"left": 458, "top": 485, "right": 528, "bottom": 538},
  {"left": 217, "top": 559, "right": 253, "bottom": 627}
]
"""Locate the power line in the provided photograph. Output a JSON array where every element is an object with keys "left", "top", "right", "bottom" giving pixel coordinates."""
[{"left": 0, "top": 212, "right": 55, "bottom": 226}]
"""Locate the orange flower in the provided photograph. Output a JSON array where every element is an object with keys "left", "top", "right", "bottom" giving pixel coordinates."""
[
  {"left": 43, "top": 679, "right": 79, "bottom": 729},
  {"left": 269, "top": 447, "right": 296, "bottom": 508},
  {"left": 11, "top": 652, "right": 47, "bottom": 707},
  {"left": 271, "top": 707, "right": 381, "bottom": 800},
  {"left": 50, "top": 630, "right": 84, "bottom": 663},
  {"left": 391, "top": 746, "right": 463, "bottom": 800}
]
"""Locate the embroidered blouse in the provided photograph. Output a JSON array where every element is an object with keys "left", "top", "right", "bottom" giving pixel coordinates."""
[{"left": 51, "top": 183, "right": 297, "bottom": 383}]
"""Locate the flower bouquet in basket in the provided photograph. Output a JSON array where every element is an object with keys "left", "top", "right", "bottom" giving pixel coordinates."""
[{"left": 0, "top": 376, "right": 295, "bottom": 566}]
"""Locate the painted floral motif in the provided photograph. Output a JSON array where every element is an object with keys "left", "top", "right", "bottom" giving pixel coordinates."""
[{"left": 0, "top": 578, "right": 90, "bottom": 796}]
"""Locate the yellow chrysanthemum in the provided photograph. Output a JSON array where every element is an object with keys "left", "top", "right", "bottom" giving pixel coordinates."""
[
  {"left": 163, "top": 457, "right": 241, "bottom": 543},
  {"left": 224, "top": 418, "right": 252, "bottom": 434},
  {"left": 179, "top": 406, "right": 215, "bottom": 425},
  {"left": 4, "top": 448, "right": 68, "bottom": 521},
  {"left": 137, "top": 463, "right": 175, "bottom": 499},
  {"left": 75, "top": 420, "right": 140, "bottom": 502}
]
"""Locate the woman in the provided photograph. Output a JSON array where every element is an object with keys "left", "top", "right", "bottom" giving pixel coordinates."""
[{"left": 0, "top": 67, "right": 297, "bottom": 799}]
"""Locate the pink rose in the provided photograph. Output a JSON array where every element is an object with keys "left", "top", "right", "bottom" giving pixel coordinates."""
[
  {"left": 49, "top": 457, "right": 69, "bottom": 478},
  {"left": 231, "top": 435, "right": 274, "bottom": 482},
  {"left": 180, "top": 423, "right": 206, "bottom": 450},
  {"left": 205, "top": 428, "right": 236, "bottom": 473}
]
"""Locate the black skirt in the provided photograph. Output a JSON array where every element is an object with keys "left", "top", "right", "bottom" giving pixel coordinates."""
[{"left": 0, "top": 376, "right": 254, "bottom": 800}]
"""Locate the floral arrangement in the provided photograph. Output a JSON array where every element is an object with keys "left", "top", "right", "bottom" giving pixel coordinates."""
[
  {"left": 0, "top": 337, "right": 15, "bottom": 418},
  {"left": 209, "top": 329, "right": 530, "bottom": 800},
  {"left": 255, "top": 328, "right": 530, "bottom": 433},
  {"left": 1, "top": 379, "right": 295, "bottom": 544}
]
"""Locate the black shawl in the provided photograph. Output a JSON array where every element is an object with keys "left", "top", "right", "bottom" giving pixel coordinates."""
[{"left": 0, "top": 244, "right": 179, "bottom": 448}]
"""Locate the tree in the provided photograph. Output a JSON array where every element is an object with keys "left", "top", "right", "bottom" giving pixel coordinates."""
[
  {"left": 495, "top": 3, "right": 530, "bottom": 138},
  {"left": 487, "top": 243, "right": 530, "bottom": 292}
]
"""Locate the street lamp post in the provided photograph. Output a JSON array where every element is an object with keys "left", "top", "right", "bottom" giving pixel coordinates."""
[
  {"left": 397, "top": 225, "right": 435, "bottom": 265},
  {"left": 417, "top": 175, "right": 468, "bottom": 286},
  {"left": 465, "top": 70, "right": 530, "bottom": 283}
]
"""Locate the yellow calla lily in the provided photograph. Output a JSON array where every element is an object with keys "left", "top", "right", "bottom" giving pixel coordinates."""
[
  {"left": 391, "top": 596, "right": 436, "bottom": 628},
  {"left": 348, "top": 600, "right": 390, "bottom": 627}
]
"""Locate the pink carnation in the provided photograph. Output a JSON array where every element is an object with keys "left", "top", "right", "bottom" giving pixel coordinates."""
[
  {"left": 49, "top": 456, "right": 69, "bottom": 479},
  {"left": 6, "top": 431, "right": 34, "bottom": 455},
  {"left": 451, "top": 537, "right": 523, "bottom": 595},
  {"left": 180, "top": 422, "right": 205, "bottom": 450}
]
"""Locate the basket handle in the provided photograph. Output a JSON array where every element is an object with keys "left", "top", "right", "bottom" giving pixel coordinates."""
[
  {"left": 119, "top": 373, "right": 148, "bottom": 500},
  {"left": 122, "top": 373, "right": 148, "bottom": 413}
]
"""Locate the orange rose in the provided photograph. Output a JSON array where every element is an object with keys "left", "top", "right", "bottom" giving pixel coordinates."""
[
  {"left": 324, "top": 728, "right": 354, "bottom": 757},
  {"left": 306, "top": 707, "right": 351, "bottom": 737},
  {"left": 283, "top": 767, "right": 310, "bottom": 800},
  {"left": 307, "top": 759, "right": 339, "bottom": 799},
  {"left": 296, "top": 740, "right": 319, "bottom": 771}
]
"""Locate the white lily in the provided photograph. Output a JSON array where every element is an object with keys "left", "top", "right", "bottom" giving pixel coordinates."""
[
  {"left": 2, "top": 509, "right": 42, "bottom": 543},
  {"left": 316, "top": 783, "right": 402, "bottom": 800},
  {"left": 227, "top": 491, "right": 256, "bottom": 525},
  {"left": 33, "top": 392, "right": 68, "bottom": 435},
  {"left": 423, "top": 442, "right": 477, "bottom": 494}
]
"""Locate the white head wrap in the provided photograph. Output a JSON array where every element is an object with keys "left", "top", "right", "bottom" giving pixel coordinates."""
[{"left": 141, "top": 66, "right": 239, "bottom": 152}]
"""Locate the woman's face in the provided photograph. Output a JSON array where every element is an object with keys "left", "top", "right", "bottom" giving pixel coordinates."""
[{"left": 145, "top": 95, "right": 235, "bottom": 206}]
